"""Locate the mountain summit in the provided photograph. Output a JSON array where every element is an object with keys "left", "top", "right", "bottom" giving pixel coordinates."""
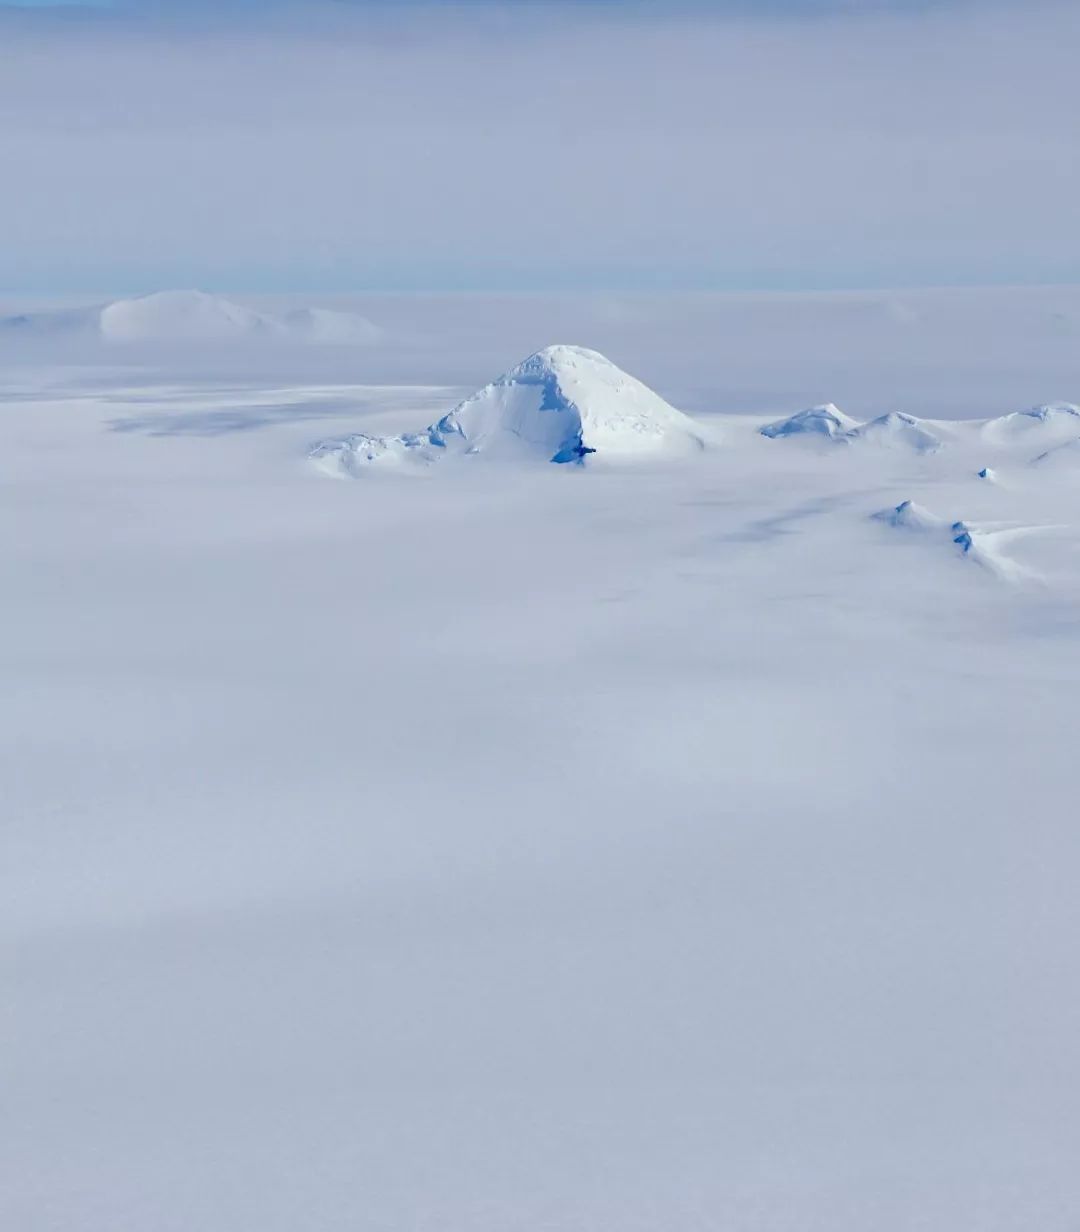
[
  {"left": 760, "top": 403, "right": 857, "bottom": 440},
  {"left": 312, "top": 345, "right": 709, "bottom": 473}
]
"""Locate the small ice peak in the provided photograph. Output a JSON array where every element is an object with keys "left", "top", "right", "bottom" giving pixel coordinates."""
[
  {"left": 760, "top": 403, "right": 857, "bottom": 440},
  {"left": 872, "top": 499, "right": 945, "bottom": 531}
]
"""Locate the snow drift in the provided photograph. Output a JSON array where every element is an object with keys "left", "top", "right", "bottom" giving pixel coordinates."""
[
  {"left": 1, "top": 290, "right": 382, "bottom": 347},
  {"left": 311, "top": 345, "right": 709, "bottom": 474}
]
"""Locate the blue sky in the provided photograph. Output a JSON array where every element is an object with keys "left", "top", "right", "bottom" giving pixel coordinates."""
[
  {"left": 0, "top": 0, "right": 1076, "bottom": 294},
  {"left": 0, "top": 0, "right": 974, "bottom": 8}
]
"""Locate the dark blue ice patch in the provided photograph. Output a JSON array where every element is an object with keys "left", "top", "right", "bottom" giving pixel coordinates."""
[{"left": 550, "top": 437, "right": 596, "bottom": 465}]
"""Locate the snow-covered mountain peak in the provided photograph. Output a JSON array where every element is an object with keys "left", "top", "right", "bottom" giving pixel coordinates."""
[
  {"left": 503, "top": 343, "right": 612, "bottom": 379},
  {"left": 311, "top": 345, "right": 709, "bottom": 474}
]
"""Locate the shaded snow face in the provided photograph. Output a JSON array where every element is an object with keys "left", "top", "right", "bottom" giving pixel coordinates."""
[{"left": 312, "top": 344, "right": 708, "bottom": 473}]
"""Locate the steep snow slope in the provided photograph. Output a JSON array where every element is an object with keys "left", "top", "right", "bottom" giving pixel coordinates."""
[
  {"left": 1, "top": 290, "right": 382, "bottom": 347},
  {"left": 312, "top": 345, "right": 708, "bottom": 473}
]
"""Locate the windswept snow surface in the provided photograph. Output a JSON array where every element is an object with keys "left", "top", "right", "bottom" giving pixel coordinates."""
[
  {"left": 311, "top": 345, "right": 708, "bottom": 472},
  {"left": 6, "top": 345, "right": 1080, "bottom": 1232},
  {"left": 1, "top": 290, "right": 382, "bottom": 347}
]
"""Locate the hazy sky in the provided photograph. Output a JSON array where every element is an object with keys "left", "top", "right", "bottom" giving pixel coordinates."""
[{"left": 1, "top": 0, "right": 1076, "bottom": 293}]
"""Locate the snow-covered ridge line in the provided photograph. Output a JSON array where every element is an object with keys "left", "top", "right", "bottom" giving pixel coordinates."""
[
  {"left": 761, "top": 401, "right": 1080, "bottom": 456},
  {"left": 311, "top": 344, "right": 710, "bottom": 474},
  {"left": 761, "top": 405, "right": 948, "bottom": 452}
]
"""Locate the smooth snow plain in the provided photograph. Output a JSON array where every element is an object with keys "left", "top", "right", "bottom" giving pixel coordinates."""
[{"left": 4, "top": 291, "right": 1080, "bottom": 1232}]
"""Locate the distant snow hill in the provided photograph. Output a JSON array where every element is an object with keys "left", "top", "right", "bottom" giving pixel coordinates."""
[
  {"left": 981, "top": 402, "right": 1080, "bottom": 445},
  {"left": 761, "top": 405, "right": 943, "bottom": 452},
  {"left": 0, "top": 290, "right": 382, "bottom": 347},
  {"left": 759, "top": 403, "right": 858, "bottom": 440},
  {"left": 311, "top": 345, "right": 710, "bottom": 473}
]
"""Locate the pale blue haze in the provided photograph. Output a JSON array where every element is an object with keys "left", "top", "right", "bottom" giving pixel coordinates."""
[{"left": 0, "top": 0, "right": 1076, "bottom": 292}]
